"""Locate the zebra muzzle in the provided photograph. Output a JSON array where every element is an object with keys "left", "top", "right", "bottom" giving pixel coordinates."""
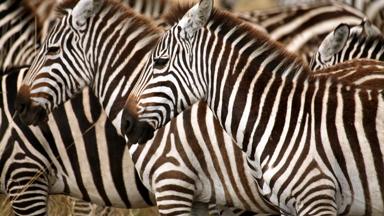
[
  {"left": 15, "top": 89, "right": 48, "bottom": 126},
  {"left": 121, "top": 109, "right": 155, "bottom": 145}
]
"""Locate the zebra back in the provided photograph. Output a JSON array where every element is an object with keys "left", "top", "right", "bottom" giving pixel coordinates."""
[
  {"left": 236, "top": 1, "right": 366, "bottom": 62},
  {"left": 279, "top": 0, "right": 384, "bottom": 32},
  {"left": 310, "top": 21, "right": 384, "bottom": 70},
  {"left": 312, "top": 58, "right": 384, "bottom": 88}
]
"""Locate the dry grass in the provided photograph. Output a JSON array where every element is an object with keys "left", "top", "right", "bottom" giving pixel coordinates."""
[{"left": 0, "top": 195, "right": 159, "bottom": 216}]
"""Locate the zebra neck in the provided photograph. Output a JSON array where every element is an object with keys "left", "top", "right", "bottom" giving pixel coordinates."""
[
  {"left": 82, "top": 5, "right": 161, "bottom": 124},
  {"left": 203, "top": 50, "right": 309, "bottom": 158}
]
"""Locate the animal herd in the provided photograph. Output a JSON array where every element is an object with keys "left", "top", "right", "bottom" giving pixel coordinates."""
[{"left": 1, "top": 0, "right": 384, "bottom": 215}]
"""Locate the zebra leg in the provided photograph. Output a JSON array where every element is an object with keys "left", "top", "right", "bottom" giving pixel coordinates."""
[
  {"left": 154, "top": 174, "right": 200, "bottom": 216},
  {"left": 293, "top": 181, "right": 337, "bottom": 215},
  {"left": 71, "top": 199, "right": 95, "bottom": 216},
  {"left": 6, "top": 170, "right": 49, "bottom": 216},
  {"left": 71, "top": 199, "right": 113, "bottom": 216}
]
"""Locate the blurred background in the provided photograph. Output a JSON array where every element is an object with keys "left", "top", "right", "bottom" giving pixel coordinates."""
[{"left": 0, "top": 0, "right": 278, "bottom": 215}]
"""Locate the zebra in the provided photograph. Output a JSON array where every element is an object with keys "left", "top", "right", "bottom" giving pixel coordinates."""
[
  {"left": 13, "top": 0, "right": 278, "bottom": 215},
  {"left": 310, "top": 20, "right": 384, "bottom": 70},
  {"left": 124, "top": 0, "right": 173, "bottom": 19},
  {"left": 1, "top": 66, "right": 155, "bottom": 216},
  {"left": 0, "top": 0, "right": 166, "bottom": 215},
  {"left": 0, "top": 0, "right": 42, "bottom": 70},
  {"left": 312, "top": 58, "right": 384, "bottom": 88},
  {"left": 278, "top": 0, "right": 384, "bottom": 32},
  {"left": 235, "top": 1, "right": 367, "bottom": 62},
  {"left": 122, "top": 0, "right": 384, "bottom": 215},
  {"left": 0, "top": 0, "right": 173, "bottom": 73},
  {"left": 219, "top": 0, "right": 236, "bottom": 11}
]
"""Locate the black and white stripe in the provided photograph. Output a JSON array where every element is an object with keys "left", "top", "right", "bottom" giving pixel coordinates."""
[
  {"left": 310, "top": 20, "right": 384, "bottom": 70},
  {"left": 279, "top": 0, "right": 384, "bottom": 32},
  {"left": 0, "top": 0, "right": 41, "bottom": 71},
  {"left": 236, "top": 1, "right": 366, "bottom": 63},
  {"left": 1, "top": 67, "right": 154, "bottom": 216},
  {"left": 15, "top": 0, "right": 279, "bottom": 215},
  {"left": 125, "top": 1, "right": 384, "bottom": 215}
]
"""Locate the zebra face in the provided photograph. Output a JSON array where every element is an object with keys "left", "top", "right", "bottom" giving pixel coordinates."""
[
  {"left": 123, "top": 27, "right": 199, "bottom": 139},
  {"left": 123, "top": 0, "right": 213, "bottom": 143},
  {"left": 15, "top": 1, "right": 100, "bottom": 126}
]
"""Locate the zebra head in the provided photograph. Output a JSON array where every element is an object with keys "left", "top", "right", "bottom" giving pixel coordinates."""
[
  {"left": 310, "top": 19, "right": 382, "bottom": 71},
  {"left": 123, "top": 0, "right": 213, "bottom": 144},
  {"left": 15, "top": 0, "right": 101, "bottom": 125}
]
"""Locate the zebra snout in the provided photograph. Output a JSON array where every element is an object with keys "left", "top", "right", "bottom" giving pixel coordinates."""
[
  {"left": 122, "top": 109, "right": 155, "bottom": 145},
  {"left": 15, "top": 87, "right": 48, "bottom": 126}
]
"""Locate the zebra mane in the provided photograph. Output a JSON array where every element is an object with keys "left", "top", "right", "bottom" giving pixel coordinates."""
[
  {"left": 162, "top": 3, "right": 308, "bottom": 73},
  {"left": 349, "top": 29, "right": 384, "bottom": 46},
  {"left": 56, "top": 0, "right": 162, "bottom": 35},
  {"left": 218, "top": 10, "right": 310, "bottom": 68},
  {"left": 161, "top": 3, "right": 195, "bottom": 25}
]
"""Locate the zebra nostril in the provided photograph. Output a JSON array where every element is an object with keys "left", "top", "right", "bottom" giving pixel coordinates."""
[
  {"left": 15, "top": 100, "right": 28, "bottom": 116},
  {"left": 19, "top": 103, "right": 27, "bottom": 115},
  {"left": 122, "top": 111, "right": 135, "bottom": 136},
  {"left": 125, "top": 115, "right": 134, "bottom": 134}
]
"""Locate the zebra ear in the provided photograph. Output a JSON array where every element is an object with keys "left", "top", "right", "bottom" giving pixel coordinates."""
[
  {"left": 71, "top": 0, "right": 101, "bottom": 31},
  {"left": 318, "top": 23, "right": 350, "bottom": 59},
  {"left": 178, "top": 0, "right": 213, "bottom": 40}
]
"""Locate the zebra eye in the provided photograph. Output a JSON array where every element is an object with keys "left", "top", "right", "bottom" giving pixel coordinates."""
[
  {"left": 47, "top": 46, "right": 60, "bottom": 55},
  {"left": 153, "top": 57, "right": 169, "bottom": 69}
]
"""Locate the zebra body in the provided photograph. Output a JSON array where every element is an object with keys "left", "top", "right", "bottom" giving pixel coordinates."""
[
  {"left": 124, "top": 1, "right": 384, "bottom": 215},
  {"left": 14, "top": 0, "right": 277, "bottom": 215}
]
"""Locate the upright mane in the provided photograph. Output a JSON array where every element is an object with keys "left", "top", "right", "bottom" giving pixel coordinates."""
[
  {"left": 161, "top": 3, "right": 194, "bottom": 25},
  {"left": 348, "top": 29, "right": 384, "bottom": 48},
  {"left": 164, "top": 3, "right": 310, "bottom": 76},
  {"left": 213, "top": 8, "right": 310, "bottom": 68},
  {"left": 56, "top": 0, "right": 162, "bottom": 36}
]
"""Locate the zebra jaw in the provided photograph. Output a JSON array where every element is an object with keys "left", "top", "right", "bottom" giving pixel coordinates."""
[{"left": 15, "top": 85, "right": 48, "bottom": 126}]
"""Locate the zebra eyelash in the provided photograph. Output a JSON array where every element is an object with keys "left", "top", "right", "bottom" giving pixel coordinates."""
[
  {"left": 46, "top": 46, "right": 60, "bottom": 55},
  {"left": 153, "top": 57, "right": 169, "bottom": 70}
]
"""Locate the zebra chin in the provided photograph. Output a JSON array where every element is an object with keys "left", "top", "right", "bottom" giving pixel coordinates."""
[
  {"left": 121, "top": 108, "right": 155, "bottom": 145},
  {"left": 15, "top": 86, "right": 48, "bottom": 126}
]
